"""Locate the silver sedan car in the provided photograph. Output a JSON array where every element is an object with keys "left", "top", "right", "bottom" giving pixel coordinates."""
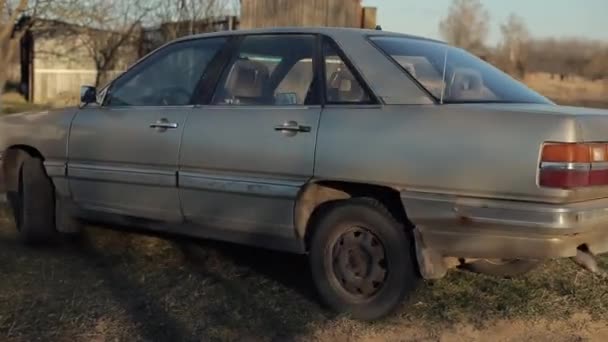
[{"left": 2, "top": 27, "right": 608, "bottom": 320}]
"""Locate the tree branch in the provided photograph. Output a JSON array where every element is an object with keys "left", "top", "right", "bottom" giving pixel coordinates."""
[{"left": 0, "top": 0, "right": 28, "bottom": 43}]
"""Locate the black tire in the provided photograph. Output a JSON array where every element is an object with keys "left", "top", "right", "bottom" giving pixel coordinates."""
[
  {"left": 9, "top": 154, "right": 56, "bottom": 243},
  {"left": 309, "top": 198, "right": 419, "bottom": 320},
  {"left": 461, "top": 259, "right": 539, "bottom": 277}
]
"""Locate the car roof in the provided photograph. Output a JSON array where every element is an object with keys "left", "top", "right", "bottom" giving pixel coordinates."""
[{"left": 176, "top": 26, "right": 446, "bottom": 45}]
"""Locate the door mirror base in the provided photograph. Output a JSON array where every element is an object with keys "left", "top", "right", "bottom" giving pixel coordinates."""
[{"left": 80, "top": 85, "right": 97, "bottom": 108}]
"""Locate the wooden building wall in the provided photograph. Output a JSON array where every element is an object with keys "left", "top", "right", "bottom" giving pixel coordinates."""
[{"left": 240, "top": 0, "right": 375, "bottom": 29}]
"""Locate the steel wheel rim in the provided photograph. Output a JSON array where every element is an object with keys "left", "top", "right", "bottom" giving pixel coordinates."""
[{"left": 330, "top": 226, "right": 388, "bottom": 299}]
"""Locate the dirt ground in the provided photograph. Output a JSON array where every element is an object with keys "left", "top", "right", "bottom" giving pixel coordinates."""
[{"left": 2, "top": 208, "right": 608, "bottom": 342}]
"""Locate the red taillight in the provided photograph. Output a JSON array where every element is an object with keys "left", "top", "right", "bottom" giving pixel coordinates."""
[{"left": 540, "top": 143, "right": 608, "bottom": 189}]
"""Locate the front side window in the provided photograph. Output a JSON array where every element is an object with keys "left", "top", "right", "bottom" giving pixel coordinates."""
[
  {"left": 106, "top": 38, "right": 226, "bottom": 106},
  {"left": 213, "top": 35, "right": 316, "bottom": 106},
  {"left": 323, "top": 40, "right": 371, "bottom": 104},
  {"left": 370, "top": 36, "right": 551, "bottom": 104}
]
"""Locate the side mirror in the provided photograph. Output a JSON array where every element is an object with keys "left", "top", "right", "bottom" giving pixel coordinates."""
[{"left": 80, "top": 85, "right": 97, "bottom": 106}]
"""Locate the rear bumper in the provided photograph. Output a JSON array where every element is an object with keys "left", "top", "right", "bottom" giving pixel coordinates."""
[{"left": 401, "top": 192, "right": 608, "bottom": 259}]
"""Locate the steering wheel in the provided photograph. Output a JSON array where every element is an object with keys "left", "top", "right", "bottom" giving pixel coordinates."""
[{"left": 158, "top": 86, "right": 192, "bottom": 106}]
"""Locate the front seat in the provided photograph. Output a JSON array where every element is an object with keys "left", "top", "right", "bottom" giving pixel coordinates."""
[{"left": 222, "top": 59, "right": 271, "bottom": 105}]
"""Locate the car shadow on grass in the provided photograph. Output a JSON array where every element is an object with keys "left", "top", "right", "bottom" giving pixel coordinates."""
[
  {"left": 176, "top": 237, "right": 318, "bottom": 302},
  {"left": 0, "top": 221, "right": 327, "bottom": 341}
]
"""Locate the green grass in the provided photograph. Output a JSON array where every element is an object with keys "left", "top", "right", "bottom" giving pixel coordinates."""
[
  {"left": 1, "top": 203, "right": 608, "bottom": 341},
  {"left": 407, "top": 258, "right": 608, "bottom": 324}
]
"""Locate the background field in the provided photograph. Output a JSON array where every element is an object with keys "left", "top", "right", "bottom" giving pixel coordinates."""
[{"left": 525, "top": 73, "right": 608, "bottom": 109}]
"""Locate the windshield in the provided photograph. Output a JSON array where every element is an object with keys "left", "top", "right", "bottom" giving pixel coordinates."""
[{"left": 370, "top": 36, "right": 552, "bottom": 104}]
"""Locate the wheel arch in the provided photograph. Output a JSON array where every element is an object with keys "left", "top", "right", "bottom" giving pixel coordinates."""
[
  {"left": 2, "top": 145, "right": 44, "bottom": 193},
  {"left": 295, "top": 180, "right": 412, "bottom": 250}
]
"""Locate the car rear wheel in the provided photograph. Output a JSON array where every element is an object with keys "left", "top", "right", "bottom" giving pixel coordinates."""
[
  {"left": 8, "top": 154, "right": 57, "bottom": 244},
  {"left": 309, "top": 198, "right": 419, "bottom": 320}
]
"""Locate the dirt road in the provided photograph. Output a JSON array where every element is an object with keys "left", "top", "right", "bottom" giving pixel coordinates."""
[{"left": 1, "top": 212, "right": 608, "bottom": 341}]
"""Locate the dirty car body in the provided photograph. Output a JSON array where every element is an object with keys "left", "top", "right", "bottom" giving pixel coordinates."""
[{"left": 2, "top": 27, "right": 608, "bottom": 319}]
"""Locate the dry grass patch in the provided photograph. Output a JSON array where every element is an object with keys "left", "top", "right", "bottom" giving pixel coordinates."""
[
  {"left": 525, "top": 72, "right": 608, "bottom": 108},
  {"left": 0, "top": 93, "right": 48, "bottom": 114}
]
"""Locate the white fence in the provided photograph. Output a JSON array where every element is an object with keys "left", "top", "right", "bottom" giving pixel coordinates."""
[{"left": 33, "top": 69, "right": 124, "bottom": 104}]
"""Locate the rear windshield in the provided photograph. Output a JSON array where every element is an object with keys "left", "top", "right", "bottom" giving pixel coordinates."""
[{"left": 370, "top": 36, "right": 551, "bottom": 104}]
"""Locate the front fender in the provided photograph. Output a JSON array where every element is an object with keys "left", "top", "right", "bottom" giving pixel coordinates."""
[
  {"left": 0, "top": 107, "right": 77, "bottom": 162},
  {"left": 0, "top": 107, "right": 78, "bottom": 196}
]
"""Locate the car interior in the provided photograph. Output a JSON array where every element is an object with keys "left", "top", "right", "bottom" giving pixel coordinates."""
[
  {"left": 394, "top": 55, "right": 497, "bottom": 101},
  {"left": 447, "top": 67, "right": 497, "bottom": 101},
  {"left": 326, "top": 68, "right": 367, "bottom": 103},
  {"left": 215, "top": 36, "right": 317, "bottom": 106},
  {"left": 216, "top": 37, "right": 370, "bottom": 105},
  {"left": 222, "top": 59, "right": 272, "bottom": 105}
]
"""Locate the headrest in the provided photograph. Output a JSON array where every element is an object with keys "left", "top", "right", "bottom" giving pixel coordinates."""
[
  {"left": 451, "top": 68, "right": 483, "bottom": 91},
  {"left": 225, "top": 59, "right": 270, "bottom": 98},
  {"left": 328, "top": 68, "right": 365, "bottom": 102},
  {"left": 329, "top": 68, "right": 353, "bottom": 88}
]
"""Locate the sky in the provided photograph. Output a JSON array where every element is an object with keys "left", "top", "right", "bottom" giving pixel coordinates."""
[{"left": 362, "top": 0, "right": 608, "bottom": 45}]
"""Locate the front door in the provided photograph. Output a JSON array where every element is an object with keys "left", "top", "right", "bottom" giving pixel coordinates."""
[
  {"left": 179, "top": 34, "right": 321, "bottom": 243},
  {"left": 68, "top": 37, "right": 227, "bottom": 222}
]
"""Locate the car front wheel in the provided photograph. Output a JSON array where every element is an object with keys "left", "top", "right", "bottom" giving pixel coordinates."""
[
  {"left": 8, "top": 154, "right": 57, "bottom": 244},
  {"left": 309, "top": 198, "right": 419, "bottom": 320}
]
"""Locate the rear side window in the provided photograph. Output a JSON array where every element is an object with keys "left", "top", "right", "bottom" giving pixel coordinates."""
[
  {"left": 213, "top": 34, "right": 317, "bottom": 106},
  {"left": 370, "top": 36, "right": 550, "bottom": 104},
  {"left": 323, "top": 40, "right": 371, "bottom": 104}
]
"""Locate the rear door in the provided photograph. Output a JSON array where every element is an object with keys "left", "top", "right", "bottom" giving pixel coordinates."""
[
  {"left": 68, "top": 37, "right": 227, "bottom": 222},
  {"left": 179, "top": 34, "right": 321, "bottom": 246}
]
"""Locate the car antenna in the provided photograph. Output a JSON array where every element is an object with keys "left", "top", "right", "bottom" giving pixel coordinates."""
[{"left": 439, "top": 45, "right": 448, "bottom": 104}]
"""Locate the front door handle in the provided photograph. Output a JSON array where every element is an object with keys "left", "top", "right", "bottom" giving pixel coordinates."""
[
  {"left": 150, "top": 118, "right": 178, "bottom": 131},
  {"left": 274, "top": 121, "right": 311, "bottom": 134}
]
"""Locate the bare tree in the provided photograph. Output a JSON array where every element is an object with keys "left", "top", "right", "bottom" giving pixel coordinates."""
[
  {"left": 499, "top": 13, "right": 529, "bottom": 78},
  {"left": 1, "top": 0, "right": 82, "bottom": 109},
  {"left": 68, "top": 0, "right": 236, "bottom": 87},
  {"left": 439, "top": 0, "right": 489, "bottom": 54},
  {"left": 1, "top": 0, "right": 33, "bottom": 109},
  {"left": 584, "top": 50, "right": 608, "bottom": 81},
  {"left": 526, "top": 38, "right": 607, "bottom": 80},
  {"left": 151, "top": 0, "right": 236, "bottom": 42},
  {"left": 52, "top": 0, "right": 153, "bottom": 87}
]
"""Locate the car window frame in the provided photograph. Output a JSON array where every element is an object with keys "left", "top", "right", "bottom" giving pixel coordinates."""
[
  {"left": 365, "top": 34, "right": 441, "bottom": 104},
  {"left": 366, "top": 34, "right": 553, "bottom": 105},
  {"left": 101, "top": 36, "right": 230, "bottom": 108},
  {"left": 320, "top": 35, "right": 380, "bottom": 106},
  {"left": 208, "top": 33, "right": 323, "bottom": 107}
]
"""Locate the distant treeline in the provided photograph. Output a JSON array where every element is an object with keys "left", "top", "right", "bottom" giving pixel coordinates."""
[
  {"left": 525, "top": 38, "right": 608, "bottom": 80},
  {"left": 488, "top": 38, "right": 608, "bottom": 80},
  {"left": 440, "top": 0, "right": 607, "bottom": 81}
]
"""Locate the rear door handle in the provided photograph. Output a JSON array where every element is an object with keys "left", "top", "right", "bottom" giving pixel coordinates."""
[
  {"left": 150, "top": 118, "right": 178, "bottom": 130},
  {"left": 274, "top": 121, "right": 311, "bottom": 133}
]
